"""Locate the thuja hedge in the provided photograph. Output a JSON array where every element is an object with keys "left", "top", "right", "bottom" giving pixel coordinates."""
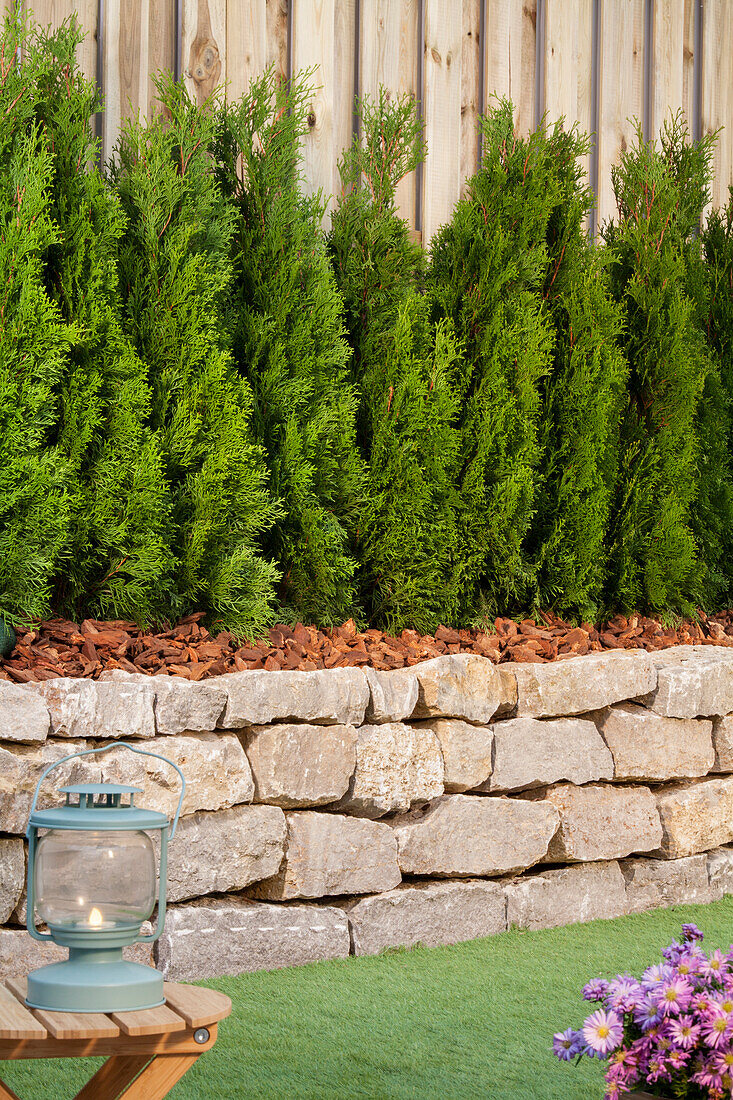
[{"left": 2, "top": 18, "right": 733, "bottom": 635}]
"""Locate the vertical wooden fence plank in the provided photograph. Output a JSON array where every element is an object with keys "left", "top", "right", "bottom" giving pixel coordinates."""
[
  {"left": 293, "top": 0, "right": 336, "bottom": 211},
  {"left": 227, "top": 0, "right": 266, "bottom": 103},
  {"left": 484, "top": 0, "right": 537, "bottom": 135},
  {"left": 422, "top": 0, "right": 462, "bottom": 241},
  {"left": 652, "top": 0, "right": 684, "bottom": 137},
  {"left": 23, "top": 0, "right": 98, "bottom": 80},
  {"left": 702, "top": 0, "right": 733, "bottom": 211},
  {"left": 460, "top": 0, "right": 481, "bottom": 195},
  {"left": 596, "top": 0, "right": 644, "bottom": 229},
  {"left": 359, "top": 0, "right": 419, "bottom": 224},
  {"left": 682, "top": 0, "right": 696, "bottom": 132},
  {"left": 333, "top": 0, "right": 355, "bottom": 176},
  {"left": 544, "top": 0, "right": 592, "bottom": 179},
  {"left": 182, "top": 0, "right": 226, "bottom": 107},
  {"left": 266, "top": 0, "right": 289, "bottom": 81}
]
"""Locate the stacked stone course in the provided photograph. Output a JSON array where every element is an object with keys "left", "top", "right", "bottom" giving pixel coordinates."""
[{"left": 2, "top": 646, "right": 733, "bottom": 981}]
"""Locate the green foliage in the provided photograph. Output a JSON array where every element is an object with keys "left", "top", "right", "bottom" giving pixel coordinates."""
[
  {"left": 26, "top": 20, "right": 172, "bottom": 621},
  {"left": 602, "top": 115, "right": 722, "bottom": 613},
  {"left": 214, "top": 69, "right": 364, "bottom": 625},
  {"left": 113, "top": 75, "right": 280, "bottom": 633},
  {"left": 0, "top": 17, "right": 73, "bottom": 624},
  {"left": 329, "top": 91, "right": 463, "bottom": 631},
  {"left": 429, "top": 100, "right": 555, "bottom": 620}
]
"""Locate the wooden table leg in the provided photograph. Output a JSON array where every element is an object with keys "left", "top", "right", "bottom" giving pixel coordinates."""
[
  {"left": 73, "top": 1056, "right": 152, "bottom": 1100},
  {"left": 0, "top": 1079, "right": 22, "bottom": 1100},
  {"left": 113, "top": 1055, "right": 200, "bottom": 1100}
]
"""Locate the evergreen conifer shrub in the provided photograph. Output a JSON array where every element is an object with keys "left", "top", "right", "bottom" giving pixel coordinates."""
[
  {"left": 214, "top": 70, "right": 364, "bottom": 625},
  {"left": 328, "top": 91, "right": 463, "bottom": 631},
  {"left": 114, "top": 75, "right": 279, "bottom": 633}
]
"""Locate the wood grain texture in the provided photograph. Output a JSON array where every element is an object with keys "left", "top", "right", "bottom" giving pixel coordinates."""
[
  {"left": 182, "top": 0, "right": 226, "bottom": 105},
  {"left": 266, "top": 0, "right": 289, "bottom": 80},
  {"left": 115, "top": 1053, "right": 199, "bottom": 1099},
  {"left": 24, "top": 0, "right": 98, "bottom": 79},
  {"left": 702, "top": 0, "right": 733, "bottom": 211},
  {"left": 0, "top": 983, "right": 47, "bottom": 1041},
  {"left": 110, "top": 1003, "right": 187, "bottom": 1036},
  {"left": 334, "top": 0, "right": 356, "bottom": 175},
  {"left": 596, "top": 0, "right": 645, "bottom": 228},
  {"left": 227, "top": 0, "right": 267, "bottom": 103},
  {"left": 162, "top": 982, "right": 232, "bottom": 1028},
  {"left": 423, "top": 0, "right": 462, "bottom": 240},
  {"left": 0, "top": 1024, "right": 218, "bottom": 1061},
  {"left": 544, "top": 0, "right": 592, "bottom": 188},
  {"left": 293, "top": 0, "right": 336, "bottom": 210},
  {"left": 359, "top": 0, "right": 419, "bottom": 222},
  {"left": 460, "top": 0, "right": 481, "bottom": 194},
  {"left": 0, "top": 1078, "right": 21, "bottom": 1100},
  {"left": 484, "top": 0, "right": 537, "bottom": 135},
  {"left": 682, "top": 0, "right": 696, "bottom": 132},
  {"left": 652, "top": 0, "right": 685, "bottom": 136},
  {"left": 73, "top": 1056, "right": 152, "bottom": 1100}
]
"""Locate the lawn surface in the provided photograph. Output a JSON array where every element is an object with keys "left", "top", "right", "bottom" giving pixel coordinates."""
[{"left": 5, "top": 895, "right": 733, "bottom": 1098}]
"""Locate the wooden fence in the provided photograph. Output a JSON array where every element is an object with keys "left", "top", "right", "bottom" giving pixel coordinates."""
[{"left": 6, "top": 0, "right": 733, "bottom": 238}]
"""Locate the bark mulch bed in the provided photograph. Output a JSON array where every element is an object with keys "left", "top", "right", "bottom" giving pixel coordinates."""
[{"left": 2, "top": 610, "right": 733, "bottom": 683}]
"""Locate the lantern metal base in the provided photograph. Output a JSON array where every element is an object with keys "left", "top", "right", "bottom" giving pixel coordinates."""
[{"left": 26, "top": 946, "right": 164, "bottom": 1013}]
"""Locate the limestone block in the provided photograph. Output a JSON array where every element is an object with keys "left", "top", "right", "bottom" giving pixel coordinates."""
[
  {"left": 707, "top": 846, "right": 733, "bottom": 899},
  {"left": 639, "top": 646, "right": 733, "bottom": 718},
  {"left": 245, "top": 723, "right": 357, "bottom": 808},
  {"left": 620, "top": 854, "right": 715, "bottom": 913},
  {"left": 653, "top": 776, "right": 733, "bottom": 858},
  {"left": 0, "top": 928, "right": 153, "bottom": 980},
  {"left": 413, "top": 719, "right": 493, "bottom": 793},
  {"left": 593, "top": 704, "right": 714, "bottom": 781},
  {"left": 411, "top": 654, "right": 517, "bottom": 723},
  {"left": 100, "top": 670, "right": 227, "bottom": 735},
  {"left": 390, "top": 794, "right": 559, "bottom": 878},
  {"left": 161, "top": 804, "right": 286, "bottom": 903},
  {"left": 512, "top": 650, "right": 656, "bottom": 719},
  {"left": 363, "top": 667, "right": 419, "bottom": 723},
  {"left": 0, "top": 684, "right": 50, "bottom": 742},
  {"left": 248, "top": 811, "right": 401, "bottom": 900},
  {"left": 155, "top": 898, "right": 351, "bottom": 980},
  {"left": 0, "top": 739, "right": 96, "bottom": 834},
  {"left": 483, "top": 717, "right": 613, "bottom": 793},
  {"left": 335, "top": 723, "right": 443, "bottom": 818},
  {"left": 24, "top": 677, "right": 156, "bottom": 739},
  {"left": 220, "top": 668, "right": 369, "bottom": 729},
  {"left": 536, "top": 783, "right": 662, "bottom": 863},
  {"left": 0, "top": 838, "right": 24, "bottom": 924},
  {"left": 505, "top": 861, "right": 627, "bottom": 930},
  {"left": 711, "top": 715, "right": 733, "bottom": 772},
  {"left": 341, "top": 880, "right": 506, "bottom": 956},
  {"left": 98, "top": 733, "right": 255, "bottom": 818}
]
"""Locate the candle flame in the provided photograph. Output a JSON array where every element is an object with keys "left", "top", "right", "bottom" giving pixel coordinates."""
[{"left": 88, "top": 907, "right": 104, "bottom": 927}]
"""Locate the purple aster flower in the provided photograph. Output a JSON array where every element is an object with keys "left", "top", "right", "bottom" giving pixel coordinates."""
[
  {"left": 642, "top": 963, "right": 673, "bottom": 989},
  {"left": 553, "top": 1027, "right": 583, "bottom": 1062},
  {"left": 633, "top": 996, "right": 664, "bottom": 1032},
  {"left": 701, "top": 1009, "right": 732, "bottom": 1048},
  {"left": 667, "top": 1048, "right": 690, "bottom": 1071},
  {"left": 668, "top": 1014, "right": 701, "bottom": 1049},
  {"left": 603, "top": 1080, "right": 631, "bottom": 1098},
  {"left": 682, "top": 923, "right": 704, "bottom": 943},
  {"left": 711, "top": 1047, "right": 733, "bottom": 1077},
  {"left": 608, "top": 975, "right": 643, "bottom": 1013},
  {"left": 711, "top": 991, "right": 733, "bottom": 1017},
  {"left": 702, "top": 950, "right": 730, "bottom": 982},
  {"left": 652, "top": 975, "right": 693, "bottom": 1016},
  {"left": 583, "top": 978, "right": 610, "bottom": 1002},
  {"left": 675, "top": 952, "right": 702, "bottom": 980},
  {"left": 582, "top": 1009, "right": 624, "bottom": 1056}
]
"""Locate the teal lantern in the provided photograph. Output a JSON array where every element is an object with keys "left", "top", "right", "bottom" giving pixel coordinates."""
[{"left": 25, "top": 741, "right": 185, "bottom": 1013}]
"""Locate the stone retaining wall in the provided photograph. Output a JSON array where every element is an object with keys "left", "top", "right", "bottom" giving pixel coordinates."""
[{"left": 3, "top": 646, "right": 733, "bottom": 980}]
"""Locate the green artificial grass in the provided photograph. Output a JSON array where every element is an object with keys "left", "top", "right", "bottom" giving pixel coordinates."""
[{"left": 5, "top": 896, "right": 733, "bottom": 1098}]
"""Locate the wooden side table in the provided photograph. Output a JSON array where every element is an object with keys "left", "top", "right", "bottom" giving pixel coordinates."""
[{"left": 0, "top": 977, "right": 232, "bottom": 1099}]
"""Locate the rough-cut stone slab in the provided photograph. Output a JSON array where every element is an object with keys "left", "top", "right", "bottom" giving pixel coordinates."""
[
  {"left": 156, "top": 898, "right": 350, "bottom": 980},
  {"left": 0, "top": 928, "right": 153, "bottom": 981},
  {"left": 390, "top": 795, "right": 558, "bottom": 878},
  {"left": 248, "top": 811, "right": 401, "bottom": 900},
  {"left": 0, "top": 838, "right": 25, "bottom": 924},
  {"left": 638, "top": 646, "right": 733, "bottom": 718},
  {"left": 620, "top": 854, "right": 715, "bottom": 913},
  {"left": 652, "top": 776, "right": 733, "bottom": 858},
  {"left": 341, "top": 880, "right": 506, "bottom": 955},
  {"left": 335, "top": 723, "right": 443, "bottom": 818},
  {"left": 483, "top": 717, "right": 613, "bottom": 793},
  {"left": 363, "top": 667, "right": 419, "bottom": 723},
  {"left": 593, "top": 704, "right": 714, "bottom": 781},
  {"left": 0, "top": 739, "right": 95, "bottom": 834},
  {"left": 711, "top": 715, "right": 733, "bottom": 772},
  {"left": 24, "top": 677, "right": 156, "bottom": 739},
  {"left": 245, "top": 723, "right": 357, "bottom": 808},
  {"left": 512, "top": 650, "right": 656, "bottom": 719},
  {"left": 160, "top": 804, "right": 286, "bottom": 903},
  {"left": 707, "top": 846, "right": 733, "bottom": 899},
  {"left": 505, "top": 861, "right": 627, "bottom": 930},
  {"left": 100, "top": 670, "right": 227, "bottom": 735},
  {"left": 0, "top": 683, "right": 50, "bottom": 743},
  {"left": 413, "top": 719, "right": 493, "bottom": 793},
  {"left": 535, "top": 783, "right": 662, "bottom": 863},
  {"left": 411, "top": 654, "right": 517, "bottom": 723},
  {"left": 220, "top": 667, "right": 369, "bottom": 728},
  {"left": 99, "top": 733, "right": 255, "bottom": 818}
]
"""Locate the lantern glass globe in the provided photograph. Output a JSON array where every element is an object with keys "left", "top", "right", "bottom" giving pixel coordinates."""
[{"left": 35, "top": 829, "right": 157, "bottom": 930}]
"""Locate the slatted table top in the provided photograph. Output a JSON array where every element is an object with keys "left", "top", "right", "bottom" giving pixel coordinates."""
[{"left": 0, "top": 978, "right": 232, "bottom": 1043}]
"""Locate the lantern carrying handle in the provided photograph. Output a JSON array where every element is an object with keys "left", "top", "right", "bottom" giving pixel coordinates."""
[{"left": 27, "top": 742, "right": 186, "bottom": 839}]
